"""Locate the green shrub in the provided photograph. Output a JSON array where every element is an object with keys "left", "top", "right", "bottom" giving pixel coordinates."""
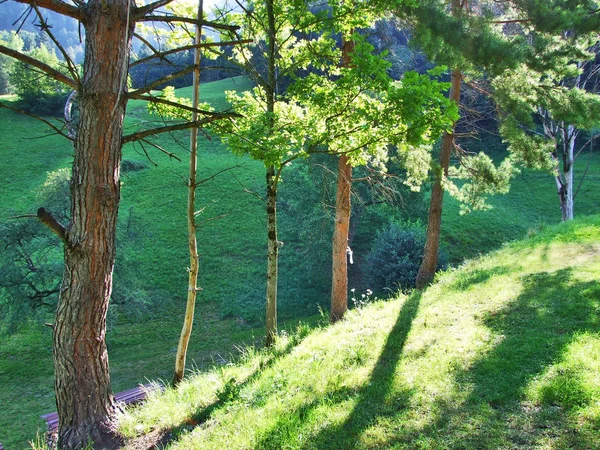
[{"left": 364, "top": 222, "right": 447, "bottom": 293}]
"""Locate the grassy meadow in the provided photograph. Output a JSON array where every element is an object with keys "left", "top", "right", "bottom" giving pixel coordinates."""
[{"left": 0, "top": 76, "right": 599, "bottom": 448}]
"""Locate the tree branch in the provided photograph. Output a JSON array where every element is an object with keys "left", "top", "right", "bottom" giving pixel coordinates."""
[
  {"left": 138, "top": 15, "right": 240, "bottom": 32},
  {"left": 37, "top": 208, "right": 67, "bottom": 244},
  {"left": 133, "top": 0, "right": 174, "bottom": 18},
  {"left": 130, "top": 93, "right": 241, "bottom": 119},
  {"left": 0, "top": 101, "right": 73, "bottom": 141},
  {"left": 128, "top": 66, "right": 195, "bottom": 96},
  {"left": 122, "top": 116, "right": 223, "bottom": 143},
  {"left": 12, "top": 0, "right": 83, "bottom": 21},
  {"left": 130, "top": 39, "right": 251, "bottom": 68},
  {"left": 0, "top": 45, "right": 77, "bottom": 88}
]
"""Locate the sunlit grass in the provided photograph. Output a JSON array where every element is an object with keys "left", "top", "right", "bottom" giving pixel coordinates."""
[{"left": 121, "top": 216, "right": 600, "bottom": 449}]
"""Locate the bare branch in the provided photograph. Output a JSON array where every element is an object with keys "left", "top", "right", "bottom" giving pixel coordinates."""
[
  {"left": 130, "top": 39, "right": 251, "bottom": 68},
  {"left": 123, "top": 116, "right": 223, "bottom": 143},
  {"left": 139, "top": 15, "right": 240, "bottom": 32},
  {"left": 194, "top": 164, "right": 243, "bottom": 187},
  {"left": 9, "top": 214, "right": 38, "bottom": 219},
  {"left": 133, "top": 0, "right": 175, "bottom": 18},
  {"left": 130, "top": 93, "right": 241, "bottom": 119},
  {"left": 137, "top": 138, "right": 181, "bottom": 162},
  {"left": 0, "top": 45, "right": 77, "bottom": 88},
  {"left": 12, "top": 0, "right": 83, "bottom": 20},
  {"left": 32, "top": 4, "right": 80, "bottom": 83},
  {"left": 128, "top": 66, "right": 195, "bottom": 96},
  {"left": 0, "top": 101, "right": 73, "bottom": 140},
  {"left": 37, "top": 208, "right": 67, "bottom": 244}
]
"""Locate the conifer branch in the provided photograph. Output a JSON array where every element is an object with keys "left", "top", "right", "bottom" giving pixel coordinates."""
[
  {"left": 138, "top": 15, "right": 240, "bottom": 32},
  {"left": 12, "top": 0, "right": 83, "bottom": 20},
  {"left": 122, "top": 116, "right": 223, "bottom": 143},
  {"left": 37, "top": 208, "right": 67, "bottom": 244},
  {"left": 0, "top": 45, "right": 77, "bottom": 88}
]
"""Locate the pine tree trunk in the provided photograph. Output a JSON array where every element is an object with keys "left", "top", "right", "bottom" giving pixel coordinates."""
[
  {"left": 173, "top": 0, "right": 203, "bottom": 386},
  {"left": 53, "top": 0, "right": 133, "bottom": 447},
  {"left": 330, "top": 154, "right": 352, "bottom": 323},
  {"left": 265, "top": 166, "right": 278, "bottom": 346},
  {"left": 415, "top": 67, "right": 462, "bottom": 290},
  {"left": 330, "top": 37, "right": 355, "bottom": 323}
]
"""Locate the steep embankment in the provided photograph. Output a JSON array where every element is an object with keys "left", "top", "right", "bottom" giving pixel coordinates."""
[{"left": 121, "top": 216, "right": 600, "bottom": 450}]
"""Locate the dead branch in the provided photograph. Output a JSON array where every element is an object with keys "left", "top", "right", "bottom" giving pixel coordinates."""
[
  {"left": 133, "top": 0, "right": 175, "bottom": 18},
  {"left": 130, "top": 39, "right": 252, "bottom": 68},
  {"left": 128, "top": 66, "right": 195, "bottom": 96},
  {"left": 0, "top": 45, "right": 77, "bottom": 88},
  {"left": 37, "top": 208, "right": 67, "bottom": 244},
  {"left": 139, "top": 15, "right": 240, "bottom": 32},
  {"left": 122, "top": 116, "right": 223, "bottom": 143},
  {"left": 0, "top": 101, "right": 72, "bottom": 140},
  {"left": 12, "top": 0, "right": 83, "bottom": 21}
]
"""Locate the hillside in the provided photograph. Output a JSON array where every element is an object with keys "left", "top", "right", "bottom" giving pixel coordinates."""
[
  {"left": 1, "top": 76, "right": 599, "bottom": 449},
  {"left": 120, "top": 216, "right": 600, "bottom": 450}
]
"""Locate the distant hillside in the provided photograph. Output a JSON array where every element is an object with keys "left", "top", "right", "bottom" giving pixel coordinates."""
[{"left": 121, "top": 216, "right": 600, "bottom": 449}]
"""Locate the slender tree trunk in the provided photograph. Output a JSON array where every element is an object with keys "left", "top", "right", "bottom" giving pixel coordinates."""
[
  {"left": 53, "top": 0, "right": 133, "bottom": 447},
  {"left": 330, "top": 154, "right": 352, "bottom": 322},
  {"left": 556, "top": 124, "right": 576, "bottom": 221},
  {"left": 265, "top": 166, "right": 278, "bottom": 346},
  {"left": 173, "top": 0, "right": 203, "bottom": 387},
  {"left": 329, "top": 37, "right": 355, "bottom": 323},
  {"left": 415, "top": 67, "right": 462, "bottom": 290},
  {"left": 264, "top": 0, "right": 278, "bottom": 346}
]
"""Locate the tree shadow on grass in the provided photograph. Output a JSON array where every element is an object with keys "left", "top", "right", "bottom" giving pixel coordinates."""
[
  {"left": 383, "top": 268, "right": 600, "bottom": 449},
  {"left": 253, "top": 291, "right": 423, "bottom": 450},
  {"left": 450, "top": 264, "right": 516, "bottom": 292}
]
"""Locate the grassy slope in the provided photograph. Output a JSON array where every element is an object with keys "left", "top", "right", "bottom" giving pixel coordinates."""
[{"left": 121, "top": 216, "right": 600, "bottom": 449}]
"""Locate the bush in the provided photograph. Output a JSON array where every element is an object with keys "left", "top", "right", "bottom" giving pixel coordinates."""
[
  {"left": 9, "top": 43, "right": 70, "bottom": 116},
  {"left": 364, "top": 222, "right": 447, "bottom": 293}
]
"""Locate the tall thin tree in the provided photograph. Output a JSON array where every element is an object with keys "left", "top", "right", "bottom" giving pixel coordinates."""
[{"left": 173, "top": 0, "right": 204, "bottom": 386}]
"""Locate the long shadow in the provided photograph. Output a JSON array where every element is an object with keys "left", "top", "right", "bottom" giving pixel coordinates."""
[
  {"left": 382, "top": 268, "right": 600, "bottom": 449},
  {"left": 253, "top": 291, "right": 423, "bottom": 450}
]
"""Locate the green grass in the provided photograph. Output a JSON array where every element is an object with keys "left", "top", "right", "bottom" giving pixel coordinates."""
[
  {"left": 119, "top": 216, "right": 600, "bottom": 449},
  {"left": 1, "top": 77, "right": 600, "bottom": 449},
  {"left": 441, "top": 158, "right": 600, "bottom": 264}
]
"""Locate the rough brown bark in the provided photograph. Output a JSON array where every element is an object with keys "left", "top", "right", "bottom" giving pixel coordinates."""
[
  {"left": 173, "top": 0, "right": 203, "bottom": 387},
  {"left": 52, "top": 0, "right": 133, "bottom": 448},
  {"left": 330, "top": 37, "right": 355, "bottom": 323},
  {"left": 415, "top": 67, "right": 462, "bottom": 290},
  {"left": 330, "top": 154, "right": 352, "bottom": 323}
]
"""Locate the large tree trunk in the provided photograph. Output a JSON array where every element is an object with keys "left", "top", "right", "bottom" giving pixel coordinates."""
[
  {"left": 415, "top": 67, "right": 462, "bottom": 290},
  {"left": 173, "top": 0, "right": 203, "bottom": 386},
  {"left": 330, "top": 154, "right": 352, "bottom": 322},
  {"left": 330, "top": 37, "right": 355, "bottom": 323},
  {"left": 265, "top": 166, "right": 278, "bottom": 346},
  {"left": 53, "top": 0, "right": 133, "bottom": 448}
]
